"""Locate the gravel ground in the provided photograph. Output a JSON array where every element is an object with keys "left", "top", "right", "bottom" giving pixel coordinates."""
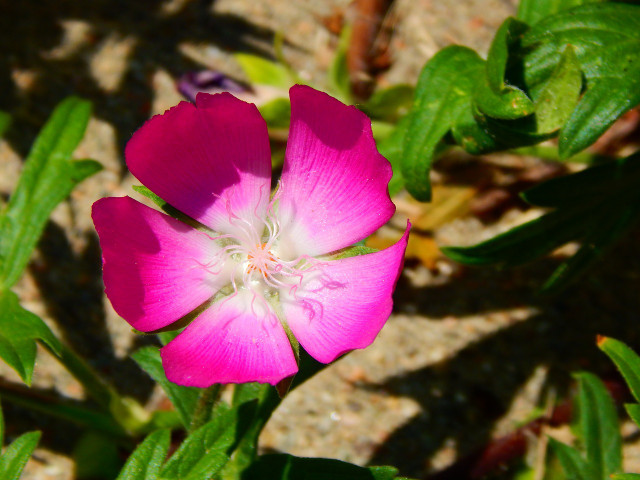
[{"left": 1, "top": 1, "right": 640, "bottom": 479}]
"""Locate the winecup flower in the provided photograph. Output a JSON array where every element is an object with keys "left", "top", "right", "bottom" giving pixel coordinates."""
[{"left": 92, "top": 85, "right": 409, "bottom": 387}]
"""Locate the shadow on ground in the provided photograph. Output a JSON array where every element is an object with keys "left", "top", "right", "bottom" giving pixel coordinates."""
[
  {"left": 368, "top": 228, "right": 640, "bottom": 478},
  {"left": 0, "top": 0, "right": 277, "bottom": 165}
]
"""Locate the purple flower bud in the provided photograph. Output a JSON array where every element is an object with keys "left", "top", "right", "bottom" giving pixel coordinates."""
[{"left": 177, "top": 70, "right": 247, "bottom": 102}]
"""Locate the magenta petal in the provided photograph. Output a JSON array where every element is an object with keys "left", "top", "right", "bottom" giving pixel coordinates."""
[
  {"left": 283, "top": 223, "right": 410, "bottom": 364},
  {"left": 160, "top": 291, "right": 298, "bottom": 386},
  {"left": 125, "top": 93, "right": 271, "bottom": 233},
  {"left": 92, "top": 197, "right": 222, "bottom": 332},
  {"left": 276, "top": 85, "right": 396, "bottom": 257}
]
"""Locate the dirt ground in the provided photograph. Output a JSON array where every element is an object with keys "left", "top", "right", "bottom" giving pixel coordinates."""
[{"left": 1, "top": 0, "right": 640, "bottom": 479}]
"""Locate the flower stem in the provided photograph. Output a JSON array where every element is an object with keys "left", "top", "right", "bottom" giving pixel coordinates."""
[
  {"left": 43, "top": 342, "right": 149, "bottom": 434},
  {"left": 0, "top": 378, "right": 130, "bottom": 443},
  {"left": 190, "top": 384, "right": 222, "bottom": 432}
]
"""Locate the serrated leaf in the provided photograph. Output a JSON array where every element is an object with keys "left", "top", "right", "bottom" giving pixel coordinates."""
[
  {"left": 517, "top": 0, "right": 603, "bottom": 25},
  {"left": 0, "top": 290, "right": 61, "bottom": 385},
  {"left": 116, "top": 429, "right": 170, "bottom": 480},
  {"left": 0, "top": 96, "right": 99, "bottom": 288},
  {"left": 0, "top": 431, "right": 40, "bottom": 480},
  {"left": 598, "top": 337, "right": 640, "bottom": 404},
  {"left": 159, "top": 403, "right": 239, "bottom": 480},
  {"left": 475, "top": 18, "right": 533, "bottom": 120},
  {"left": 241, "top": 454, "right": 401, "bottom": 480},
  {"left": 574, "top": 372, "right": 622, "bottom": 478},
  {"left": 234, "top": 53, "right": 291, "bottom": 88},
  {"left": 132, "top": 346, "right": 200, "bottom": 429},
  {"left": 402, "top": 46, "right": 485, "bottom": 201},
  {"left": 548, "top": 437, "right": 597, "bottom": 480},
  {"left": 522, "top": 3, "right": 640, "bottom": 158},
  {"left": 533, "top": 45, "right": 582, "bottom": 133}
]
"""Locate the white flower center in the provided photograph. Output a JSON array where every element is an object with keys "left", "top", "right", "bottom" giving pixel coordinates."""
[{"left": 196, "top": 195, "right": 325, "bottom": 304}]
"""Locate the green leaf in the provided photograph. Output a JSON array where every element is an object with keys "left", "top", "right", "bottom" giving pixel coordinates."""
[
  {"left": 574, "top": 372, "right": 622, "bottom": 478},
  {"left": 329, "top": 25, "right": 352, "bottom": 103},
  {"left": 159, "top": 403, "right": 240, "bottom": 480},
  {"left": 259, "top": 97, "right": 291, "bottom": 129},
  {"left": 523, "top": 4, "right": 640, "bottom": 158},
  {"left": 547, "top": 437, "right": 597, "bottom": 480},
  {"left": 241, "top": 454, "right": 401, "bottom": 480},
  {"left": 478, "top": 114, "right": 556, "bottom": 148},
  {"left": 0, "top": 431, "right": 41, "bottom": 480},
  {"left": 0, "top": 401, "right": 4, "bottom": 447},
  {"left": 402, "top": 46, "right": 485, "bottom": 201},
  {"left": 0, "top": 111, "right": 10, "bottom": 138},
  {"left": 522, "top": 155, "right": 640, "bottom": 208},
  {"left": 70, "top": 159, "right": 103, "bottom": 182},
  {"left": 541, "top": 193, "right": 640, "bottom": 294},
  {"left": 0, "top": 96, "right": 99, "bottom": 288},
  {"left": 132, "top": 346, "right": 200, "bottom": 429},
  {"left": 0, "top": 290, "right": 61, "bottom": 385},
  {"left": 598, "top": 336, "right": 640, "bottom": 404},
  {"left": 377, "top": 115, "right": 410, "bottom": 195},
  {"left": 73, "top": 431, "right": 121, "bottom": 480},
  {"left": 475, "top": 18, "right": 533, "bottom": 120},
  {"left": 533, "top": 45, "right": 582, "bottom": 134},
  {"left": 624, "top": 404, "right": 640, "bottom": 429},
  {"left": 517, "top": 0, "right": 603, "bottom": 25},
  {"left": 219, "top": 383, "right": 279, "bottom": 478},
  {"left": 235, "top": 53, "right": 291, "bottom": 88},
  {"left": 450, "top": 106, "right": 499, "bottom": 155},
  {"left": 117, "top": 429, "right": 170, "bottom": 480},
  {"left": 361, "top": 85, "right": 414, "bottom": 121},
  {"left": 445, "top": 152, "right": 640, "bottom": 292},
  {"left": 442, "top": 205, "right": 595, "bottom": 266},
  {"left": 613, "top": 474, "right": 640, "bottom": 480}
]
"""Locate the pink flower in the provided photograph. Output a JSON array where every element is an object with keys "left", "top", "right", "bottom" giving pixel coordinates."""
[{"left": 92, "top": 85, "right": 409, "bottom": 387}]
